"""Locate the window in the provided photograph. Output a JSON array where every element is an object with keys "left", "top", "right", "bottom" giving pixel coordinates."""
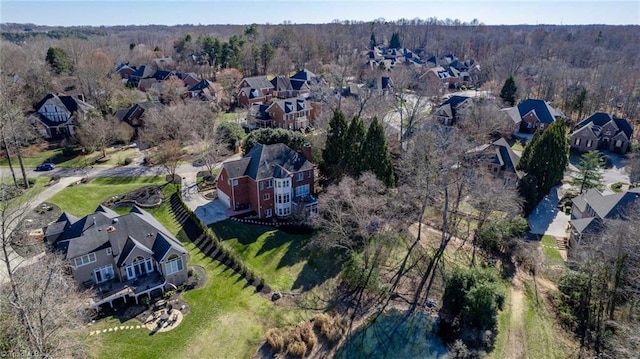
[
  {"left": 277, "top": 181, "right": 281, "bottom": 188},
  {"left": 574, "top": 138, "right": 581, "bottom": 146},
  {"left": 307, "top": 171, "right": 311, "bottom": 179},
  {"left": 263, "top": 193, "right": 270, "bottom": 201},
  {"left": 265, "top": 209, "right": 272, "bottom": 218},
  {"left": 260, "top": 181, "right": 264, "bottom": 190},
  {"left": 106, "top": 248, "right": 112, "bottom": 255},
  {"left": 165, "top": 255, "right": 183, "bottom": 275},
  {"left": 586, "top": 139, "right": 592, "bottom": 148},
  {"left": 297, "top": 173, "right": 304, "bottom": 181},
  {"left": 94, "top": 265, "right": 114, "bottom": 283},
  {"left": 74, "top": 253, "right": 96, "bottom": 267},
  {"left": 295, "top": 184, "right": 310, "bottom": 197},
  {"left": 232, "top": 179, "right": 238, "bottom": 187},
  {"left": 266, "top": 180, "right": 273, "bottom": 188},
  {"left": 146, "top": 260, "right": 153, "bottom": 273},
  {"left": 616, "top": 140, "right": 623, "bottom": 147}
]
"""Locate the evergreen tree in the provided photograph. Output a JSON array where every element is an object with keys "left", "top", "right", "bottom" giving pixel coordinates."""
[
  {"left": 389, "top": 32, "right": 402, "bottom": 49},
  {"left": 518, "top": 120, "right": 569, "bottom": 197},
  {"left": 360, "top": 117, "right": 395, "bottom": 187},
  {"left": 499, "top": 76, "right": 517, "bottom": 106},
  {"left": 242, "top": 128, "right": 306, "bottom": 155},
  {"left": 571, "top": 151, "right": 604, "bottom": 194},
  {"left": 45, "top": 47, "right": 73, "bottom": 75},
  {"left": 320, "top": 110, "right": 348, "bottom": 184},
  {"left": 369, "top": 32, "right": 377, "bottom": 49},
  {"left": 516, "top": 130, "right": 540, "bottom": 172},
  {"left": 518, "top": 174, "right": 539, "bottom": 216},
  {"left": 345, "top": 116, "right": 366, "bottom": 177}
]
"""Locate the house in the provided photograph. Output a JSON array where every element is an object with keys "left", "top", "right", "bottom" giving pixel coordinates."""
[
  {"left": 290, "top": 68, "right": 324, "bottom": 86},
  {"left": 237, "top": 76, "right": 274, "bottom": 108},
  {"left": 270, "top": 75, "right": 310, "bottom": 99},
  {"left": 247, "top": 104, "right": 272, "bottom": 129},
  {"left": 503, "top": 99, "right": 564, "bottom": 133},
  {"left": 569, "top": 188, "right": 640, "bottom": 246},
  {"left": 187, "top": 80, "right": 222, "bottom": 102},
  {"left": 118, "top": 101, "right": 163, "bottom": 128},
  {"left": 467, "top": 138, "right": 523, "bottom": 186},
  {"left": 177, "top": 72, "right": 201, "bottom": 88},
  {"left": 570, "top": 112, "right": 634, "bottom": 154},
  {"left": 216, "top": 143, "right": 317, "bottom": 218},
  {"left": 433, "top": 95, "right": 472, "bottom": 125},
  {"left": 29, "top": 93, "right": 93, "bottom": 139},
  {"left": 115, "top": 63, "right": 135, "bottom": 79},
  {"left": 266, "top": 97, "right": 313, "bottom": 130},
  {"left": 44, "top": 205, "right": 190, "bottom": 309}
]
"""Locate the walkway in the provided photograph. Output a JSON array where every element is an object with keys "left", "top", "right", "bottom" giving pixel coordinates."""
[
  {"left": 0, "top": 176, "right": 82, "bottom": 285},
  {"left": 89, "top": 324, "right": 146, "bottom": 336}
]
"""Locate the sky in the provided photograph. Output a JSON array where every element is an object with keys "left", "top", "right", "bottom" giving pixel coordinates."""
[{"left": 0, "top": 0, "right": 638, "bottom": 27}]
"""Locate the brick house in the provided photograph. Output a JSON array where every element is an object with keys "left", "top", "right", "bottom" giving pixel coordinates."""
[
  {"left": 237, "top": 76, "right": 274, "bottom": 108},
  {"left": 570, "top": 112, "right": 634, "bottom": 154},
  {"left": 467, "top": 137, "right": 523, "bottom": 186},
  {"left": 432, "top": 95, "right": 472, "bottom": 125},
  {"left": 503, "top": 99, "right": 564, "bottom": 134},
  {"left": 216, "top": 143, "right": 317, "bottom": 218},
  {"left": 44, "top": 205, "right": 190, "bottom": 309}
]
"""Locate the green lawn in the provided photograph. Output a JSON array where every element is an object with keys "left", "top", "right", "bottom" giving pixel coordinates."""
[
  {"left": 46, "top": 180, "right": 313, "bottom": 358},
  {"left": 540, "top": 235, "right": 564, "bottom": 265},
  {"left": 0, "top": 147, "right": 138, "bottom": 168},
  {"left": 522, "top": 281, "right": 572, "bottom": 359},
  {"left": 210, "top": 220, "right": 338, "bottom": 292},
  {"left": 47, "top": 176, "right": 167, "bottom": 216}
]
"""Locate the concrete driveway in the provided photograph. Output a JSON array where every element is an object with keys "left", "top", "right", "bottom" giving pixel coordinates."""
[
  {"left": 528, "top": 186, "right": 570, "bottom": 238},
  {"left": 179, "top": 172, "right": 228, "bottom": 226}
]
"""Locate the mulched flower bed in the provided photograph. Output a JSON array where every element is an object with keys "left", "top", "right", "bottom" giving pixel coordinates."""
[
  {"left": 103, "top": 185, "right": 165, "bottom": 208},
  {"left": 11, "top": 202, "right": 62, "bottom": 258}
]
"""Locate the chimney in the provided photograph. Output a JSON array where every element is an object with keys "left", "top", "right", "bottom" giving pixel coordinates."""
[{"left": 302, "top": 144, "right": 313, "bottom": 162}]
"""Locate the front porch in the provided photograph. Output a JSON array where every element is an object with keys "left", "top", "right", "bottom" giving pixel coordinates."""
[{"left": 91, "top": 272, "right": 166, "bottom": 309}]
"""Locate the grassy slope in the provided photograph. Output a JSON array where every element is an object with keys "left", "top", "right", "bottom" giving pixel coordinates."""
[
  {"left": 210, "top": 220, "right": 338, "bottom": 292},
  {"left": 49, "top": 180, "right": 310, "bottom": 358},
  {"left": 541, "top": 235, "right": 564, "bottom": 265}
]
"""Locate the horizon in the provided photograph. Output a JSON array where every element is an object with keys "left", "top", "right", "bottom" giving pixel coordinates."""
[{"left": 1, "top": 1, "right": 639, "bottom": 27}]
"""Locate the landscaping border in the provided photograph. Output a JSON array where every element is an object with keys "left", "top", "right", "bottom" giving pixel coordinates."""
[{"left": 170, "top": 192, "right": 271, "bottom": 294}]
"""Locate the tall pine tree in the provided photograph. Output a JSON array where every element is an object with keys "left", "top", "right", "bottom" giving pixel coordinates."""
[
  {"left": 360, "top": 117, "right": 395, "bottom": 187},
  {"left": 517, "top": 120, "right": 569, "bottom": 197},
  {"left": 320, "top": 110, "right": 348, "bottom": 185},
  {"left": 500, "top": 76, "right": 517, "bottom": 107},
  {"left": 345, "top": 116, "right": 367, "bottom": 177}
]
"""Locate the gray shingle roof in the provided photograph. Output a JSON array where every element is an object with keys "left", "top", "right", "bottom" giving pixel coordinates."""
[
  {"left": 47, "top": 205, "right": 186, "bottom": 262},
  {"left": 241, "top": 76, "right": 274, "bottom": 90},
  {"left": 222, "top": 143, "right": 314, "bottom": 181}
]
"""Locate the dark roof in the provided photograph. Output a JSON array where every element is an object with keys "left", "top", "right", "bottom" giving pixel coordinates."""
[
  {"left": 250, "top": 103, "right": 270, "bottom": 121},
  {"left": 492, "top": 138, "right": 523, "bottom": 178},
  {"left": 290, "top": 79, "right": 308, "bottom": 91},
  {"left": 270, "top": 75, "right": 293, "bottom": 91},
  {"left": 47, "top": 205, "right": 186, "bottom": 262},
  {"left": 442, "top": 95, "right": 470, "bottom": 108},
  {"left": 575, "top": 112, "right": 633, "bottom": 138},
  {"left": 188, "top": 79, "right": 212, "bottom": 92},
  {"left": 151, "top": 70, "right": 173, "bottom": 81},
  {"left": 290, "top": 69, "right": 317, "bottom": 82},
  {"left": 270, "top": 97, "right": 308, "bottom": 113},
  {"left": 222, "top": 143, "right": 314, "bottom": 181},
  {"left": 516, "top": 99, "right": 562, "bottom": 124},
  {"left": 34, "top": 93, "right": 92, "bottom": 114}
]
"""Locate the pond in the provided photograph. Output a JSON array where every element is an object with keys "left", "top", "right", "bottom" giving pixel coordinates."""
[{"left": 335, "top": 310, "right": 448, "bottom": 359}]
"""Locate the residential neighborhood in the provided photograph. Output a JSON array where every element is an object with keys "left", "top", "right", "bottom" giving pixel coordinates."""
[{"left": 0, "top": 11, "right": 639, "bottom": 359}]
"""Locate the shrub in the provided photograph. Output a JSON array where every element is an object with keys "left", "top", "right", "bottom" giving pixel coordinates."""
[
  {"left": 164, "top": 290, "right": 175, "bottom": 299},
  {"left": 284, "top": 326, "right": 302, "bottom": 345},
  {"left": 286, "top": 340, "right": 307, "bottom": 357},
  {"left": 121, "top": 156, "right": 133, "bottom": 166},
  {"left": 299, "top": 321, "right": 317, "bottom": 349},
  {"left": 265, "top": 328, "right": 284, "bottom": 352},
  {"left": 313, "top": 313, "right": 343, "bottom": 343}
]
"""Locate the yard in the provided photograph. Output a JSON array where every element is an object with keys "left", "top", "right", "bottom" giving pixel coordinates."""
[
  {"left": 45, "top": 179, "right": 315, "bottom": 358},
  {"left": 540, "top": 235, "right": 564, "bottom": 266},
  {"left": 47, "top": 176, "right": 167, "bottom": 216},
  {"left": 210, "top": 220, "right": 339, "bottom": 292},
  {"left": 0, "top": 145, "right": 138, "bottom": 168}
]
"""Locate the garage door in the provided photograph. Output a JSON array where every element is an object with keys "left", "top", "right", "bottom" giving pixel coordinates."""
[{"left": 217, "top": 189, "right": 231, "bottom": 208}]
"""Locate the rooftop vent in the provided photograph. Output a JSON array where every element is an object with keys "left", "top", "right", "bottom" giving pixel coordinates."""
[
  {"left": 112, "top": 218, "right": 119, "bottom": 224},
  {"left": 106, "top": 226, "right": 116, "bottom": 233}
]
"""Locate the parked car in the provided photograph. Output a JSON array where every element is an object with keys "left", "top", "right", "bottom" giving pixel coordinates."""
[{"left": 36, "top": 162, "right": 56, "bottom": 171}]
